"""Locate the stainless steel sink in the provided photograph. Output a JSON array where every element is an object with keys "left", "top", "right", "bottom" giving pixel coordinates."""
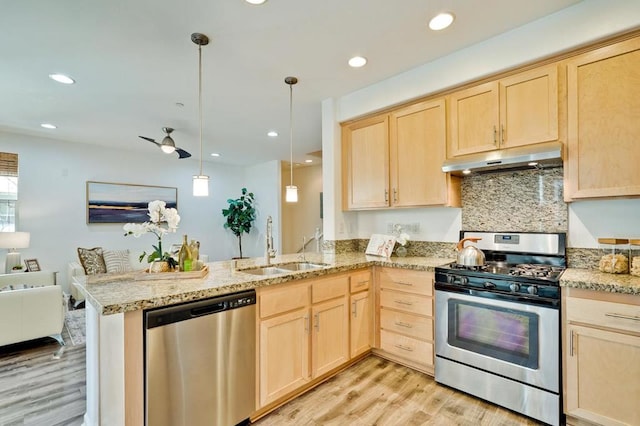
[
  {"left": 238, "top": 262, "right": 328, "bottom": 276},
  {"left": 278, "top": 262, "right": 327, "bottom": 271},
  {"left": 238, "top": 266, "right": 290, "bottom": 276}
]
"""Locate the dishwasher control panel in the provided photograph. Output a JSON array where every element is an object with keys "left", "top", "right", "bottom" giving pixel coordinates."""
[{"left": 229, "top": 294, "right": 256, "bottom": 308}]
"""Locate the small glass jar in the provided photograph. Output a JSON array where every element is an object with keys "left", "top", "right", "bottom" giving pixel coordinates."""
[
  {"left": 630, "top": 239, "right": 640, "bottom": 277},
  {"left": 598, "top": 238, "right": 629, "bottom": 274}
]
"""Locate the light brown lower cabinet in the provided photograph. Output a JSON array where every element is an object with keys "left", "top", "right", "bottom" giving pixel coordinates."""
[
  {"left": 349, "top": 269, "right": 373, "bottom": 358},
  {"left": 374, "top": 267, "right": 435, "bottom": 375},
  {"left": 258, "top": 271, "right": 363, "bottom": 409},
  {"left": 564, "top": 288, "right": 640, "bottom": 426}
]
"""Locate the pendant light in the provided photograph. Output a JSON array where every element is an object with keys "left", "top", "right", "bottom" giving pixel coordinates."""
[
  {"left": 285, "top": 76, "right": 299, "bottom": 203},
  {"left": 192, "top": 32, "right": 210, "bottom": 197}
]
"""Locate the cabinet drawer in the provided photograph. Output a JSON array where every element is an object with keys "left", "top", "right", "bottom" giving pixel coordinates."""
[
  {"left": 379, "top": 289, "right": 432, "bottom": 316},
  {"left": 259, "top": 283, "right": 308, "bottom": 318},
  {"left": 312, "top": 275, "right": 348, "bottom": 304},
  {"left": 350, "top": 270, "right": 371, "bottom": 293},
  {"left": 380, "top": 329, "right": 433, "bottom": 366},
  {"left": 566, "top": 297, "right": 640, "bottom": 334},
  {"left": 380, "top": 308, "right": 433, "bottom": 341},
  {"left": 378, "top": 268, "right": 433, "bottom": 296}
]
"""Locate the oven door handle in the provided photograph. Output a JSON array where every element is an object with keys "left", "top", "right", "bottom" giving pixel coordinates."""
[{"left": 434, "top": 282, "right": 559, "bottom": 308}]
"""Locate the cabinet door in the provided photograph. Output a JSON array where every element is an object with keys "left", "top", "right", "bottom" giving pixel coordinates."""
[
  {"left": 390, "top": 99, "right": 454, "bottom": 207},
  {"left": 350, "top": 291, "right": 371, "bottom": 358},
  {"left": 499, "top": 64, "right": 558, "bottom": 149},
  {"left": 448, "top": 81, "right": 499, "bottom": 157},
  {"left": 342, "top": 114, "right": 390, "bottom": 209},
  {"left": 311, "top": 296, "right": 349, "bottom": 377},
  {"left": 565, "top": 324, "right": 640, "bottom": 425},
  {"left": 259, "top": 308, "right": 310, "bottom": 407},
  {"left": 566, "top": 37, "right": 640, "bottom": 199}
]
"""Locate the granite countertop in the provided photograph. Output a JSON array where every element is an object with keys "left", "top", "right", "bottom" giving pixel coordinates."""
[
  {"left": 74, "top": 253, "right": 452, "bottom": 315},
  {"left": 560, "top": 268, "right": 640, "bottom": 295}
]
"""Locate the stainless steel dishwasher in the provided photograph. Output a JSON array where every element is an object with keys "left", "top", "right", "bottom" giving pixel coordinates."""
[{"left": 145, "top": 290, "right": 256, "bottom": 426}]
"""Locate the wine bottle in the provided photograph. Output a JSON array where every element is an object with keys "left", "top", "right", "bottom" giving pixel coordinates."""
[{"left": 178, "top": 234, "right": 193, "bottom": 272}]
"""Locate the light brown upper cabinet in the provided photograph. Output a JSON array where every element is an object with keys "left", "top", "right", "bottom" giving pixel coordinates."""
[
  {"left": 565, "top": 36, "right": 640, "bottom": 200},
  {"left": 342, "top": 99, "right": 460, "bottom": 210},
  {"left": 448, "top": 64, "right": 559, "bottom": 157}
]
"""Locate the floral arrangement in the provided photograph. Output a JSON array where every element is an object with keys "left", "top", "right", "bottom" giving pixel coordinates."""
[
  {"left": 394, "top": 224, "right": 411, "bottom": 256},
  {"left": 123, "top": 200, "right": 180, "bottom": 269},
  {"left": 394, "top": 224, "right": 411, "bottom": 247}
]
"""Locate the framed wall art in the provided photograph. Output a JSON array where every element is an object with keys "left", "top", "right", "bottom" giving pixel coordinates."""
[{"left": 86, "top": 181, "right": 178, "bottom": 224}]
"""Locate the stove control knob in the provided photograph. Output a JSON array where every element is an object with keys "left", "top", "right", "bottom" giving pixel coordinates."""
[
  {"left": 460, "top": 276, "right": 469, "bottom": 285},
  {"left": 509, "top": 283, "right": 521, "bottom": 292},
  {"left": 527, "top": 285, "right": 538, "bottom": 295},
  {"left": 483, "top": 282, "right": 496, "bottom": 290},
  {"left": 446, "top": 274, "right": 455, "bottom": 284}
]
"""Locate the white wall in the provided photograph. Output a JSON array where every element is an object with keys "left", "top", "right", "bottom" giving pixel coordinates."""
[
  {"left": 281, "top": 164, "right": 323, "bottom": 254},
  {"left": 0, "top": 130, "right": 278, "bottom": 292},
  {"left": 323, "top": 0, "right": 640, "bottom": 248},
  {"left": 241, "top": 160, "right": 281, "bottom": 258}
]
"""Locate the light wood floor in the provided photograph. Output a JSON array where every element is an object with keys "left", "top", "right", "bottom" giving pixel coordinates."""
[
  {"left": 0, "top": 329, "right": 85, "bottom": 426},
  {"left": 0, "top": 338, "right": 539, "bottom": 426},
  {"left": 254, "top": 356, "right": 540, "bottom": 426}
]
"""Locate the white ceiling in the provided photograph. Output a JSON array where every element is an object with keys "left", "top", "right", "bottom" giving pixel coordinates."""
[{"left": 1, "top": 0, "right": 581, "bottom": 166}]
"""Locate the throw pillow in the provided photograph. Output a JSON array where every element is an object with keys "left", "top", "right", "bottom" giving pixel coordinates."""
[
  {"left": 77, "top": 247, "right": 107, "bottom": 275},
  {"left": 103, "top": 249, "right": 132, "bottom": 273}
]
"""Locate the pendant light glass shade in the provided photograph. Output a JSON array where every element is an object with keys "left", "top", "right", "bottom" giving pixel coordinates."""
[
  {"left": 285, "top": 185, "right": 298, "bottom": 202},
  {"left": 192, "top": 33, "right": 210, "bottom": 197},
  {"left": 193, "top": 175, "right": 209, "bottom": 196},
  {"left": 285, "top": 76, "right": 299, "bottom": 203}
]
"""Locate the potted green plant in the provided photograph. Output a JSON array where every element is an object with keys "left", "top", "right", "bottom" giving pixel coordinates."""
[{"left": 222, "top": 188, "right": 256, "bottom": 259}]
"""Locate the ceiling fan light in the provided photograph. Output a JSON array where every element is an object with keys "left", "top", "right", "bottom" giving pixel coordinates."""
[
  {"left": 193, "top": 175, "right": 209, "bottom": 196},
  {"left": 160, "top": 136, "right": 176, "bottom": 153},
  {"left": 285, "top": 185, "right": 298, "bottom": 203}
]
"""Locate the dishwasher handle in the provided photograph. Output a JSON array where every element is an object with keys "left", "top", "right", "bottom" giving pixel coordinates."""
[
  {"left": 145, "top": 289, "right": 256, "bottom": 329},
  {"left": 190, "top": 302, "right": 226, "bottom": 317}
]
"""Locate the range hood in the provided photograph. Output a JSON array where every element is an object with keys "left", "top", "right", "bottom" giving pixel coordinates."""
[{"left": 442, "top": 141, "right": 563, "bottom": 175}]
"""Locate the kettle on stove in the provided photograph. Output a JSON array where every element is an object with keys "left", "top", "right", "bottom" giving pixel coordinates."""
[{"left": 456, "top": 237, "right": 485, "bottom": 266}]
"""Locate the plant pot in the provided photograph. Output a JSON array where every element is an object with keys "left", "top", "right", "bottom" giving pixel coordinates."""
[{"left": 149, "top": 260, "right": 170, "bottom": 273}]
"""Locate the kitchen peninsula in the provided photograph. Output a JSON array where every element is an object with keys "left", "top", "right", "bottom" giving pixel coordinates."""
[
  {"left": 75, "top": 252, "right": 450, "bottom": 426},
  {"left": 75, "top": 253, "right": 640, "bottom": 426}
]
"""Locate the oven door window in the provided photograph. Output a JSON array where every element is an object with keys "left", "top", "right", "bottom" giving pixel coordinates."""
[{"left": 447, "top": 299, "right": 539, "bottom": 369}]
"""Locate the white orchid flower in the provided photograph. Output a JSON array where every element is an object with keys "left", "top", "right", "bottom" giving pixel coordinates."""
[
  {"left": 397, "top": 233, "right": 410, "bottom": 246},
  {"left": 123, "top": 222, "right": 147, "bottom": 238},
  {"left": 147, "top": 200, "right": 166, "bottom": 223},
  {"left": 162, "top": 208, "right": 180, "bottom": 231}
]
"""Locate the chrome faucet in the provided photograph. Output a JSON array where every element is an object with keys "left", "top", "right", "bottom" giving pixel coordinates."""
[{"left": 266, "top": 216, "right": 276, "bottom": 264}]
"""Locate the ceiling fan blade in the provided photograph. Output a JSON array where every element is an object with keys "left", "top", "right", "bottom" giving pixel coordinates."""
[
  {"left": 175, "top": 148, "right": 192, "bottom": 159},
  {"left": 139, "top": 135, "right": 161, "bottom": 147}
]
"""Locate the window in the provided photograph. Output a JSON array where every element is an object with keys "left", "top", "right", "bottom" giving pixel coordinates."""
[{"left": 0, "top": 153, "right": 18, "bottom": 232}]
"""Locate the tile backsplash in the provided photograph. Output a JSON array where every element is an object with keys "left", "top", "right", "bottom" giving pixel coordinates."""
[{"left": 461, "top": 167, "right": 567, "bottom": 233}]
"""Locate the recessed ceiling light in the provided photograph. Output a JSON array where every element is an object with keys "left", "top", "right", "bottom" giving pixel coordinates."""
[
  {"left": 48, "top": 74, "right": 75, "bottom": 84},
  {"left": 245, "top": 0, "right": 266, "bottom": 4},
  {"left": 348, "top": 56, "right": 367, "bottom": 68},
  {"left": 462, "top": 169, "right": 471, "bottom": 175},
  {"left": 267, "top": 131, "right": 278, "bottom": 137},
  {"left": 211, "top": 153, "right": 220, "bottom": 157},
  {"left": 40, "top": 123, "right": 57, "bottom": 129},
  {"left": 305, "top": 159, "right": 313, "bottom": 163},
  {"left": 429, "top": 12, "right": 455, "bottom": 31}
]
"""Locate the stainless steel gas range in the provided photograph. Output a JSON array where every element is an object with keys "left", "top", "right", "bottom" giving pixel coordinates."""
[{"left": 435, "top": 231, "right": 566, "bottom": 426}]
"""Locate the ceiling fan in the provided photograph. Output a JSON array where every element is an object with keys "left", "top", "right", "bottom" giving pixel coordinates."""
[{"left": 139, "top": 127, "right": 192, "bottom": 159}]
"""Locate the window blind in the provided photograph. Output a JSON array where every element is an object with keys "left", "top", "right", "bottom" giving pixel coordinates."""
[{"left": 0, "top": 153, "right": 18, "bottom": 177}]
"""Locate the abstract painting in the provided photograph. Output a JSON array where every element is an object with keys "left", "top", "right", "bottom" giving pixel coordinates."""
[{"left": 86, "top": 181, "right": 177, "bottom": 224}]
